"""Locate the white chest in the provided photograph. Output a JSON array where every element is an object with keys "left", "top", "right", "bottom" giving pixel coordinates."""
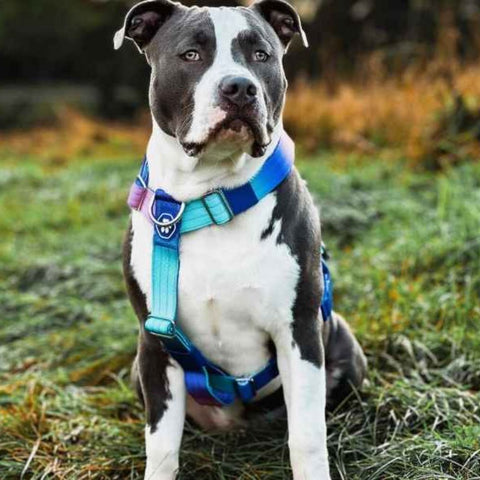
[{"left": 130, "top": 193, "right": 299, "bottom": 376}]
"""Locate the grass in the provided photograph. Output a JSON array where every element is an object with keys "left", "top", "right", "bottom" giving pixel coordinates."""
[{"left": 1, "top": 145, "right": 479, "bottom": 479}]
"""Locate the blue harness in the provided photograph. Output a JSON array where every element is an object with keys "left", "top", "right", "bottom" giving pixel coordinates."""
[{"left": 127, "top": 132, "right": 333, "bottom": 406}]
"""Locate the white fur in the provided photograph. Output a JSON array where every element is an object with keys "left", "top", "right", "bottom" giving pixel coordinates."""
[
  {"left": 178, "top": 192, "right": 298, "bottom": 376},
  {"left": 144, "top": 363, "right": 186, "bottom": 480},
  {"left": 184, "top": 8, "right": 267, "bottom": 145}
]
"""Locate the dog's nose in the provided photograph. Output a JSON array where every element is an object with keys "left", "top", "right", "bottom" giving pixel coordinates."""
[{"left": 219, "top": 76, "right": 257, "bottom": 108}]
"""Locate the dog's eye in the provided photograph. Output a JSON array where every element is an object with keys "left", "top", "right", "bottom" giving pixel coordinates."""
[
  {"left": 254, "top": 50, "right": 269, "bottom": 62},
  {"left": 181, "top": 50, "right": 201, "bottom": 62}
]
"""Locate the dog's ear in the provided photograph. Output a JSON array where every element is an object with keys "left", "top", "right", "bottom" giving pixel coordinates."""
[
  {"left": 251, "top": 0, "right": 308, "bottom": 50},
  {"left": 114, "top": 0, "right": 177, "bottom": 53}
]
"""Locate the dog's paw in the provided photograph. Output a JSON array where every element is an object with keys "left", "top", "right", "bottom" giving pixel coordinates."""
[
  {"left": 144, "top": 457, "right": 178, "bottom": 480},
  {"left": 290, "top": 446, "right": 331, "bottom": 480}
]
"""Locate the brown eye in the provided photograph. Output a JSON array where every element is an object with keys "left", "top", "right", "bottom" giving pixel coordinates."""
[
  {"left": 181, "top": 50, "right": 201, "bottom": 62},
  {"left": 254, "top": 50, "right": 269, "bottom": 62}
]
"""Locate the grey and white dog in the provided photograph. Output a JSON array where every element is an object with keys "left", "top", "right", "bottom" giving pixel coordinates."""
[{"left": 115, "top": 1, "right": 367, "bottom": 478}]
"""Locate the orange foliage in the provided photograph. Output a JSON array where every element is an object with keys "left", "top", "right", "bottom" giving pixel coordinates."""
[
  {"left": 0, "top": 107, "right": 149, "bottom": 166},
  {"left": 284, "top": 64, "right": 480, "bottom": 165}
]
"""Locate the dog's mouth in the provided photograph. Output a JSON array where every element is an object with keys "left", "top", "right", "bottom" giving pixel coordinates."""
[{"left": 181, "top": 116, "right": 271, "bottom": 159}]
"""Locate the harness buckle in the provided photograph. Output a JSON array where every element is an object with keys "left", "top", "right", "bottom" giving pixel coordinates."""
[
  {"left": 235, "top": 377, "right": 257, "bottom": 403},
  {"left": 201, "top": 189, "right": 234, "bottom": 225},
  {"left": 145, "top": 316, "right": 176, "bottom": 338}
]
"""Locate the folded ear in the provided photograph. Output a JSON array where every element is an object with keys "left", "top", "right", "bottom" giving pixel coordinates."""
[
  {"left": 251, "top": 0, "right": 308, "bottom": 50},
  {"left": 113, "top": 0, "right": 177, "bottom": 53}
]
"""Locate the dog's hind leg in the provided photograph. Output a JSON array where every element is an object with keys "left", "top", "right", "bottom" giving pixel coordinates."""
[{"left": 323, "top": 312, "right": 367, "bottom": 410}]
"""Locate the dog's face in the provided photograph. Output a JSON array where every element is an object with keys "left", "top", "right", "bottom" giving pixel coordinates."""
[{"left": 114, "top": 0, "right": 307, "bottom": 159}]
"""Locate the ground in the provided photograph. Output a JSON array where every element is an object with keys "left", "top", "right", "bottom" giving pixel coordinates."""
[{"left": 1, "top": 149, "right": 479, "bottom": 480}]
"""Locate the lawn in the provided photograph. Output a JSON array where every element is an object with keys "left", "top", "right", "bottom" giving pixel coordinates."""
[{"left": 1, "top": 149, "right": 479, "bottom": 479}]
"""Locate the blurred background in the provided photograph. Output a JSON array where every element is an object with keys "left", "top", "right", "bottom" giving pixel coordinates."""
[
  {"left": 2, "top": 1, "right": 480, "bottom": 479},
  {"left": 2, "top": 0, "right": 480, "bottom": 165}
]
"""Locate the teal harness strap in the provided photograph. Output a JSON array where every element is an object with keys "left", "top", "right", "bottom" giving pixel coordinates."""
[
  {"left": 181, "top": 191, "right": 233, "bottom": 233},
  {"left": 148, "top": 246, "right": 179, "bottom": 336}
]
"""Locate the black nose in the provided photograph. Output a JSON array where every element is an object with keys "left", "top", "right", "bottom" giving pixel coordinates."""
[{"left": 219, "top": 76, "right": 257, "bottom": 108}]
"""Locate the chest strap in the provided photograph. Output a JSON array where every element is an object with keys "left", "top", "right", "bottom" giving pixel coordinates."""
[{"left": 128, "top": 133, "right": 333, "bottom": 406}]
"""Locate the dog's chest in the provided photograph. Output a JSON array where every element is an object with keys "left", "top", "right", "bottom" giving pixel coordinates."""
[{"left": 130, "top": 193, "right": 299, "bottom": 376}]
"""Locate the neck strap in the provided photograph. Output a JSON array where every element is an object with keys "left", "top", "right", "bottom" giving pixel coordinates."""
[{"left": 127, "top": 132, "right": 294, "bottom": 233}]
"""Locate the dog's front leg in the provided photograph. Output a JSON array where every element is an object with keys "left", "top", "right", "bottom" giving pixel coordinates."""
[
  {"left": 274, "top": 321, "right": 331, "bottom": 480},
  {"left": 137, "top": 337, "right": 186, "bottom": 480}
]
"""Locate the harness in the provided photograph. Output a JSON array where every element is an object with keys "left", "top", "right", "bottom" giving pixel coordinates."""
[{"left": 127, "top": 132, "right": 333, "bottom": 406}]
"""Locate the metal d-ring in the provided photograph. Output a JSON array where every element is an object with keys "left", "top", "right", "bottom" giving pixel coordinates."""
[{"left": 148, "top": 194, "right": 185, "bottom": 227}]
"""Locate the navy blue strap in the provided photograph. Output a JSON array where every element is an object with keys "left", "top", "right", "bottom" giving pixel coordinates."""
[{"left": 320, "top": 262, "right": 333, "bottom": 322}]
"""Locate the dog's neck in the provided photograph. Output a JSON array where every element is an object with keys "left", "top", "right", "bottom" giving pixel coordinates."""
[{"left": 146, "top": 120, "right": 284, "bottom": 201}]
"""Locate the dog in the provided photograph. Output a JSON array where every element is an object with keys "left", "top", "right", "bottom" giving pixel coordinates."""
[{"left": 115, "top": 1, "right": 367, "bottom": 478}]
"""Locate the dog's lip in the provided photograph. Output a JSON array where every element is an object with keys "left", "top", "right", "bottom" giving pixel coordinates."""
[
  {"left": 215, "top": 116, "right": 254, "bottom": 136},
  {"left": 222, "top": 118, "right": 251, "bottom": 133},
  {"left": 180, "top": 116, "right": 271, "bottom": 158},
  {"left": 215, "top": 116, "right": 270, "bottom": 150}
]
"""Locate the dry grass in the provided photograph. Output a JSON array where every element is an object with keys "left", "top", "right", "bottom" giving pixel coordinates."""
[
  {"left": 283, "top": 8, "right": 480, "bottom": 167},
  {"left": 1, "top": 152, "right": 480, "bottom": 479},
  {"left": 0, "top": 107, "right": 149, "bottom": 166},
  {"left": 284, "top": 63, "right": 480, "bottom": 166}
]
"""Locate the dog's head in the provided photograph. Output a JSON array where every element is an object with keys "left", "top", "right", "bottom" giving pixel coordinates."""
[{"left": 114, "top": 0, "right": 307, "bottom": 160}]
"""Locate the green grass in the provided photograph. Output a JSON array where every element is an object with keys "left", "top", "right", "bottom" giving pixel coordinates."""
[{"left": 1, "top": 151, "right": 479, "bottom": 479}]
